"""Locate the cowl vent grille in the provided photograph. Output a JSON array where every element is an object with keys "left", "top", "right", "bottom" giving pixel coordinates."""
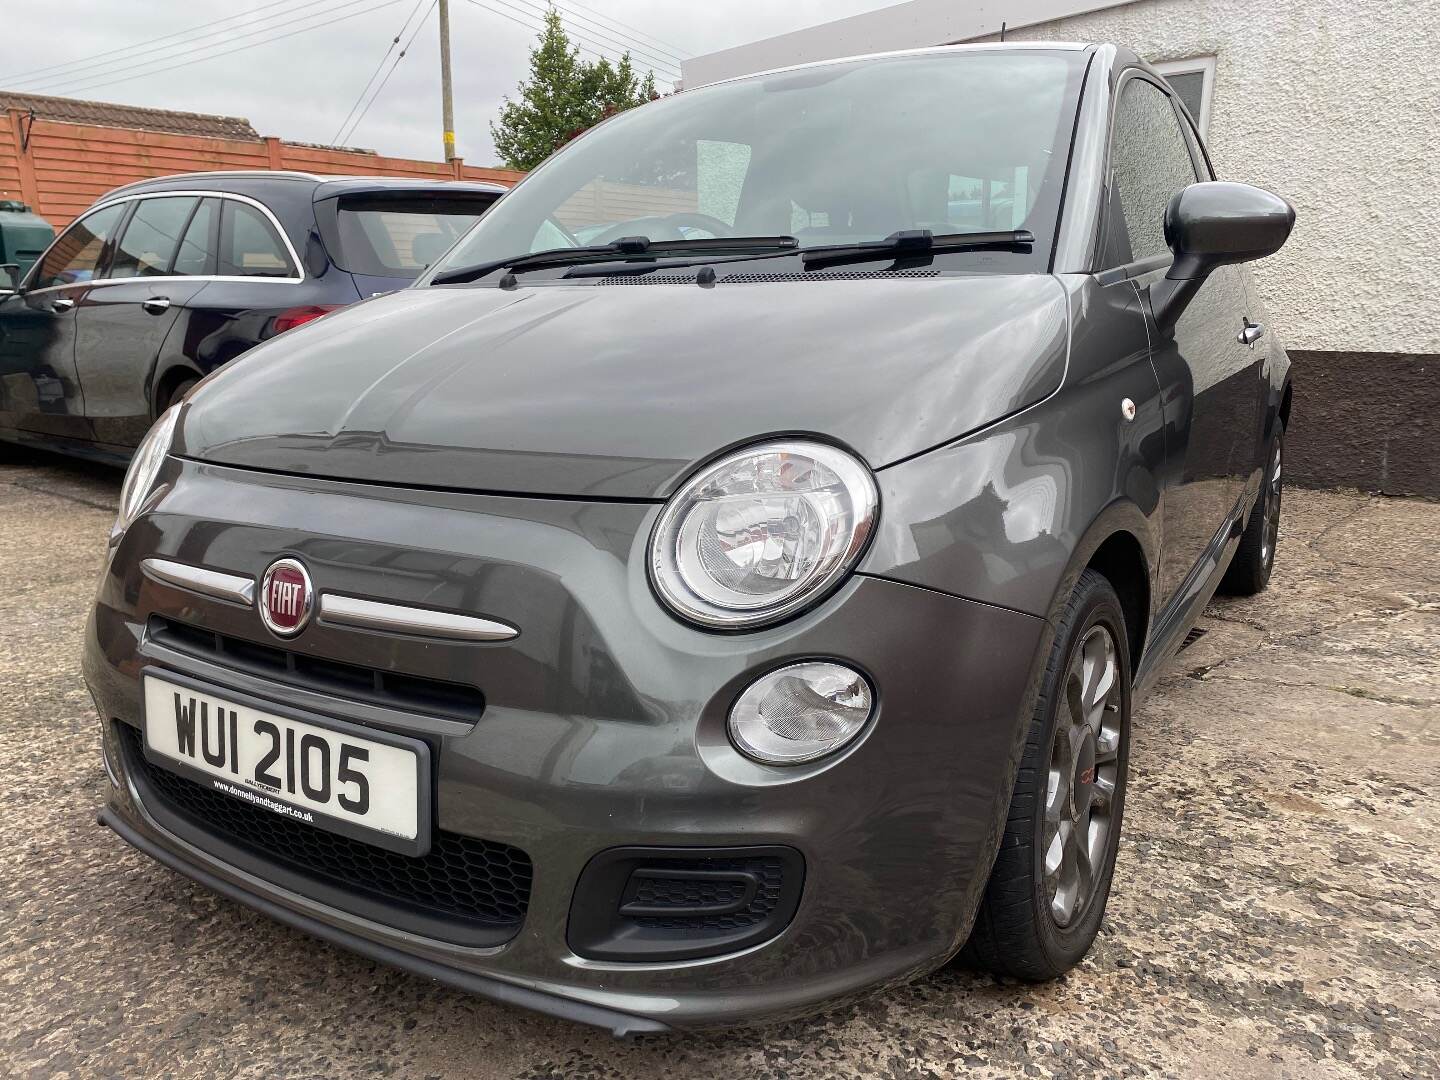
[
  {"left": 594, "top": 268, "right": 941, "bottom": 285},
  {"left": 723, "top": 269, "right": 941, "bottom": 282},
  {"left": 596, "top": 274, "right": 707, "bottom": 285}
]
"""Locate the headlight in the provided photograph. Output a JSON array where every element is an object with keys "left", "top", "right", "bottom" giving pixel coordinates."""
[
  {"left": 113, "top": 405, "right": 180, "bottom": 538},
  {"left": 649, "top": 440, "right": 878, "bottom": 628}
]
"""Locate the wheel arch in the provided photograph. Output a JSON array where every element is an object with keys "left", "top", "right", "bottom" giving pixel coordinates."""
[
  {"left": 1042, "top": 500, "right": 1158, "bottom": 672},
  {"left": 152, "top": 363, "right": 202, "bottom": 418},
  {"left": 1085, "top": 531, "right": 1149, "bottom": 670}
]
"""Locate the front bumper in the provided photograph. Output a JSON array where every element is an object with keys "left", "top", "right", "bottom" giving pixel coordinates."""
[{"left": 85, "top": 458, "right": 1049, "bottom": 1030}]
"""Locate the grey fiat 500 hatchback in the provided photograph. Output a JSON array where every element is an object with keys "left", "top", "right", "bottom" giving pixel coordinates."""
[{"left": 86, "top": 42, "right": 1295, "bottom": 1032}]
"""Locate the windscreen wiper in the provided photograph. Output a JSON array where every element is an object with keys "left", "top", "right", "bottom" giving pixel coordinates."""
[
  {"left": 429, "top": 235, "right": 799, "bottom": 285},
  {"left": 799, "top": 229, "right": 1034, "bottom": 271}
]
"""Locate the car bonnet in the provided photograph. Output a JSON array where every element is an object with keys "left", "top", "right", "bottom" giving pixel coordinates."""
[{"left": 176, "top": 275, "right": 1068, "bottom": 499}]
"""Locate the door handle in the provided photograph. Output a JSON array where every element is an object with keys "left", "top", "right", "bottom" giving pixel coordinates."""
[
  {"left": 50, "top": 297, "right": 75, "bottom": 313},
  {"left": 1238, "top": 320, "right": 1264, "bottom": 347},
  {"left": 141, "top": 297, "right": 171, "bottom": 315}
]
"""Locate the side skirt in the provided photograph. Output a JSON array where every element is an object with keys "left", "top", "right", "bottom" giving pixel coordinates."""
[{"left": 1133, "top": 492, "right": 1249, "bottom": 701}]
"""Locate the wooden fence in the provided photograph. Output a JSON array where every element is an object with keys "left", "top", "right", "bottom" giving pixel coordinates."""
[{"left": 1, "top": 108, "right": 525, "bottom": 229}]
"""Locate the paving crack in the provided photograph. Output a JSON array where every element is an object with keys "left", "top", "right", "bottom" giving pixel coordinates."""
[{"left": 1329, "top": 686, "right": 1439, "bottom": 710}]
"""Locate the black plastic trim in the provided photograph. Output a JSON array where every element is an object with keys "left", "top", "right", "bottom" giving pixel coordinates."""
[
  {"left": 148, "top": 615, "right": 485, "bottom": 724},
  {"left": 97, "top": 806, "right": 669, "bottom": 1037},
  {"left": 117, "top": 719, "right": 531, "bottom": 948},
  {"left": 617, "top": 868, "right": 760, "bottom": 918},
  {"left": 568, "top": 845, "right": 805, "bottom": 962}
]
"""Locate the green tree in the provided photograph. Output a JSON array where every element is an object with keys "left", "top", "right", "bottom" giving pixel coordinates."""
[{"left": 491, "top": 8, "right": 657, "bottom": 171}]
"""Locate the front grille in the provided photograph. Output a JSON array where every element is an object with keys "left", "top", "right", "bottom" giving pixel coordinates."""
[
  {"left": 118, "top": 723, "right": 531, "bottom": 945},
  {"left": 148, "top": 616, "right": 484, "bottom": 723}
]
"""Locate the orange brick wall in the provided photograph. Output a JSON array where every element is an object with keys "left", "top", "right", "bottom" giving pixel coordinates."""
[
  {"left": 0, "top": 109, "right": 523, "bottom": 228},
  {"left": 0, "top": 112, "right": 23, "bottom": 205}
]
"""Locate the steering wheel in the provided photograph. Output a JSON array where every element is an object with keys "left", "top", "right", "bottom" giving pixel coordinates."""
[
  {"left": 654, "top": 212, "right": 735, "bottom": 238},
  {"left": 590, "top": 212, "right": 736, "bottom": 245}
]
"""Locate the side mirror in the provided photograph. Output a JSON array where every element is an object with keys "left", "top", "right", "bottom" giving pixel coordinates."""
[
  {"left": 1152, "top": 182, "right": 1295, "bottom": 329},
  {"left": 0, "top": 263, "right": 19, "bottom": 293}
]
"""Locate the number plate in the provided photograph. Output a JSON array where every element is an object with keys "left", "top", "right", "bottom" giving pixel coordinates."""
[{"left": 141, "top": 672, "right": 430, "bottom": 856}]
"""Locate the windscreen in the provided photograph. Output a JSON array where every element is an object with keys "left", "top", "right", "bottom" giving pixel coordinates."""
[
  {"left": 431, "top": 50, "right": 1087, "bottom": 277},
  {"left": 335, "top": 195, "right": 493, "bottom": 277}
]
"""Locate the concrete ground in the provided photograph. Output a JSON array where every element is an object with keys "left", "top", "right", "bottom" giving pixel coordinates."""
[{"left": 1, "top": 448, "right": 1436, "bottom": 1080}]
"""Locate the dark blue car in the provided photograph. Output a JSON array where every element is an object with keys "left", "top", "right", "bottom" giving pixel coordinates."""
[{"left": 0, "top": 171, "right": 503, "bottom": 460}]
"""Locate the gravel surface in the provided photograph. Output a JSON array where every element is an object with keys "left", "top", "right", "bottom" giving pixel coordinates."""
[{"left": 1, "top": 448, "right": 1437, "bottom": 1079}]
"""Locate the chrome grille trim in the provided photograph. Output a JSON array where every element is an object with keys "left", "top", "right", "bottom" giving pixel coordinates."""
[
  {"left": 141, "top": 558, "right": 255, "bottom": 606},
  {"left": 318, "top": 594, "right": 518, "bottom": 642}
]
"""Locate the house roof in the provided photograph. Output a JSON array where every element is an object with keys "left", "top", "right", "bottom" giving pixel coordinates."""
[{"left": 0, "top": 89, "right": 259, "bottom": 140}]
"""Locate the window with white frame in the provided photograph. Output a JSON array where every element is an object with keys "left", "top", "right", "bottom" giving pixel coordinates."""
[{"left": 1153, "top": 56, "right": 1216, "bottom": 137}]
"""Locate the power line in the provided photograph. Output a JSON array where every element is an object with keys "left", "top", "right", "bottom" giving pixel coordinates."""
[
  {"left": 0, "top": 0, "right": 295, "bottom": 85},
  {"left": 337, "top": 0, "right": 437, "bottom": 145},
  {"left": 498, "top": 0, "right": 684, "bottom": 71},
  {"left": 25, "top": 0, "right": 403, "bottom": 97},
  {"left": 460, "top": 0, "right": 617, "bottom": 71},
  {"left": 465, "top": 0, "right": 679, "bottom": 79},
  {"left": 503, "top": 0, "right": 684, "bottom": 77},
  {"left": 42, "top": 0, "right": 408, "bottom": 99},
  {"left": 330, "top": 0, "right": 431, "bottom": 144},
  {"left": 5, "top": 0, "right": 373, "bottom": 94},
  {"left": 461, "top": 0, "right": 679, "bottom": 81},
  {"left": 32, "top": 0, "right": 406, "bottom": 97},
  {"left": 553, "top": 1, "right": 689, "bottom": 62}
]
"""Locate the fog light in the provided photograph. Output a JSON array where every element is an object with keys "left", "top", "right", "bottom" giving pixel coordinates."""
[{"left": 728, "top": 662, "right": 873, "bottom": 765}]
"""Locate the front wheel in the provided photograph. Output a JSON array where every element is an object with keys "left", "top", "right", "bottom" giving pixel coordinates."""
[{"left": 963, "top": 568, "right": 1132, "bottom": 980}]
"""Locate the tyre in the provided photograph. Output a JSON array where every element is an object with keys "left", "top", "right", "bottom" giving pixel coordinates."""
[
  {"left": 162, "top": 378, "right": 197, "bottom": 413},
  {"left": 963, "top": 568, "right": 1132, "bottom": 980},
  {"left": 1220, "top": 422, "right": 1284, "bottom": 596}
]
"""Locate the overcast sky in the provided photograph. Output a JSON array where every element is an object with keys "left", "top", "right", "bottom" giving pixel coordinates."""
[{"left": 0, "top": 0, "right": 899, "bottom": 166}]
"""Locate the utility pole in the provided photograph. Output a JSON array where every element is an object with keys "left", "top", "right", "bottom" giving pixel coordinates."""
[{"left": 438, "top": 0, "right": 456, "bottom": 161}]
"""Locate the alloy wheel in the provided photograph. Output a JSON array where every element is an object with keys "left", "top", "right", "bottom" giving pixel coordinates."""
[
  {"left": 1261, "top": 436, "right": 1283, "bottom": 567},
  {"left": 1043, "top": 623, "right": 1124, "bottom": 928}
]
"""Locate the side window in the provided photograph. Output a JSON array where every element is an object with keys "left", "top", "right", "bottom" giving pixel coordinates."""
[
  {"left": 217, "top": 201, "right": 296, "bottom": 278},
  {"left": 1106, "top": 79, "right": 1201, "bottom": 264},
  {"left": 32, "top": 203, "right": 126, "bottom": 289},
  {"left": 172, "top": 197, "right": 219, "bottom": 276},
  {"left": 108, "top": 196, "right": 198, "bottom": 279}
]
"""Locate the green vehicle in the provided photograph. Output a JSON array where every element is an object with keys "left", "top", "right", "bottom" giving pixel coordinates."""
[{"left": 0, "top": 200, "right": 54, "bottom": 289}]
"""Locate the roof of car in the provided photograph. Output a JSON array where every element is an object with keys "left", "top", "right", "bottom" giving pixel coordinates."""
[
  {"left": 99, "top": 171, "right": 507, "bottom": 202},
  {"left": 703, "top": 40, "right": 1095, "bottom": 89},
  {"left": 311, "top": 176, "right": 508, "bottom": 200}
]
